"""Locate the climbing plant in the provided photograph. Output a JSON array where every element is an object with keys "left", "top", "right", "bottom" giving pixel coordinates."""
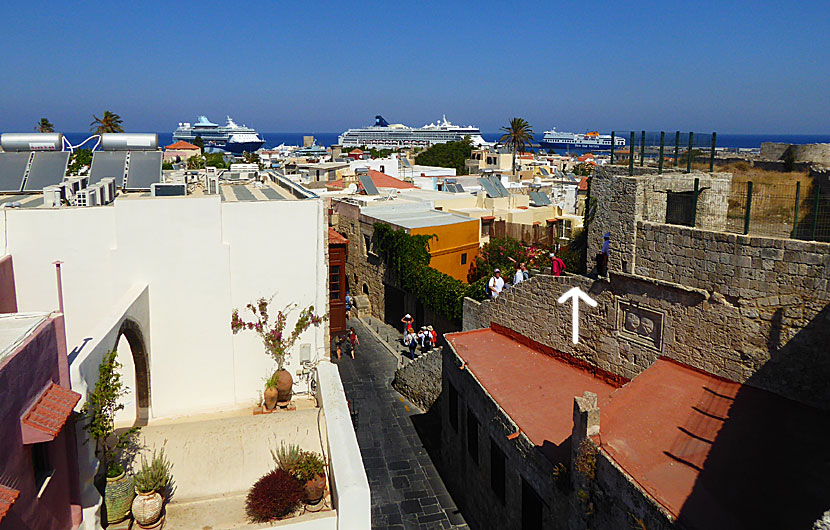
[{"left": 373, "top": 223, "right": 480, "bottom": 321}]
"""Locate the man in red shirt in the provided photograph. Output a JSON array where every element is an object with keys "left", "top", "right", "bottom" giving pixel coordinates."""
[{"left": 550, "top": 252, "right": 566, "bottom": 277}]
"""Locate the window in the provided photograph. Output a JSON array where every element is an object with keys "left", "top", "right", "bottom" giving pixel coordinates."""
[
  {"left": 522, "top": 479, "right": 543, "bottom": 530},
  {"left": 467, "top": 408, "right": 479, "bottom": 464},
  {"left": 32, "top": 442, "right": 53, "bottom": 495},
  {"left": 362, "top": 233, "right": 377, "bottom": 257},
  {"left": 559, "top": 220, "right": 573, "bottom": 240},
  {"left": 490, "top": 439, "right": 506, "bottom": 503},
  {"left": 666, "top": 191, "right": 697, "bottom": 227},
  {"left": 461, "top": 253, "right": 467, "bottom": 265},
  {"left": 448, "top": 382, "right": 458, "bottom": 431}
]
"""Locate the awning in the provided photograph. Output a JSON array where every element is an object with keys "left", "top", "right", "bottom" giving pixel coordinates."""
[{"left": 21, "top": 382, "right": 82, "bottom": 444}]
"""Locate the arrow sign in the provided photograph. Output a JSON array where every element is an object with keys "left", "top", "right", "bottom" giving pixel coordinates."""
[{"left": 557, "top": 287, "right": 597, "bottom": 344}]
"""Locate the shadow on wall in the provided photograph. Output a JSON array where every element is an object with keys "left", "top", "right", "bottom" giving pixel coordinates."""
[{"left": 676, "top": 303, "right": 830, "bottom": 530}]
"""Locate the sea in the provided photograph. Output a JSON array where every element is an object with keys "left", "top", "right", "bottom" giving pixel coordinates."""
[{"left": 59, "top": 132, "right": 830, "bottom": 151}]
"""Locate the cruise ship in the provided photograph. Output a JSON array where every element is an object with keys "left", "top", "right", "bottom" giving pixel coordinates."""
[
  {"left": 173, "top": 116, "right": 265, "bottom": 154},
  {"left": 338, "top": 115, "right": 488, "bottom": 149},
  {"left": 539, "top": 128, "right": 626, "bottom": 151}
]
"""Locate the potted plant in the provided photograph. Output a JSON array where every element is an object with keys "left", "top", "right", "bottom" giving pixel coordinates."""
[
  {"left": 80, "top": 350, "right": 141, "bottom": 524},
  {"left": 131, "top": 447, "right": 172, "bottom": 528},
  {"left": 293, "top": 451, "right": 327, "bottom": 506},
  {"left": 231, "top": 298, "right": 325, "bottom": 407},
  {"left": 245, "top": 469, "right": 305, "bottom": 522}
]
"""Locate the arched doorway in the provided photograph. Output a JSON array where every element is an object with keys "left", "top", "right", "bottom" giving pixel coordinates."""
[{"left": 113, "top": 319, "right": 150, "bottom": 427}]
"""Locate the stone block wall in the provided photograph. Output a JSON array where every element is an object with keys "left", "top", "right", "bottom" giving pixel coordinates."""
[
  {"left": 391, "top": 347, "right": 442, "bottom": 411},
  {"left": 762, "top": 142, "right": 830, "bottom": 166}
]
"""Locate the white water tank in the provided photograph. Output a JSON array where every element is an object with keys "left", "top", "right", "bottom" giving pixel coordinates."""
[
  {"left": 100, "top": 133, "right": 158, "bottom": 151},
  {"left": 1, "top": 133, "right": 63, "bottom": 151}
]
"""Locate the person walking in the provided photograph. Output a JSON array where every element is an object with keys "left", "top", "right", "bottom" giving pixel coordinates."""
[
  {"left": 404, "top": 328, "right": 418, "bottom": 359},
  {"left": 513, "top": 263, "right": 525, "bottom": 285},
  {"left": 344, "top": 292, "right": 353, "bottom": 320},
  {"left": 401, "top": 313, "right": 414, "bottom": 342},
  {"left": 488, "top": 268, "right": 505, "bottom": 298},
  {"left": 550, "top": 253, "right": 566, "bottom": 277},
  {"left": 428, "top": 325, "right": 437, "bottom": 349},
  {"left": 346, "top": 327, "right": 359, "bottom": 359},
  {"left": 599, "top": 232, "right": 611, "bottom": 278}
]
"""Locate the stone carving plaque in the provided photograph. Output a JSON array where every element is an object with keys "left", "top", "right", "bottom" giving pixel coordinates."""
[{"left": 617, "top": 300, "right": 664, "bottom": 351}]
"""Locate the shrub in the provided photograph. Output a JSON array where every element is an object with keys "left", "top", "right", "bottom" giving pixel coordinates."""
[
  {"left": 134, "top": 447, "right": 172, "bottom": 494},
  {"left": 245, "top": 469, "right": 304, "bottom": 522},
  {"left": 293, "top": 451, "right": 326, "bottom": 482},
  {"left": 271, "top": 442, "right": 303, "bottom": 473}
]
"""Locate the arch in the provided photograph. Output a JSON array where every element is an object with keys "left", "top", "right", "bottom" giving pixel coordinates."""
[
  {"left": 114, "top": 318, "right": 150, "bottom": 427},
  {"left": 362, "top": 283, "right": 369, "bottom": 295}
]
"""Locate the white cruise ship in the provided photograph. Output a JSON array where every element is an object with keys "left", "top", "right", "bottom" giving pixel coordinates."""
[
  {"left": 173, "top": 116, "right": 265, "bottom": 154},
  {"left": 539, "top": 128, "right": 626, "bottom": 151},
  {"left": 338, "top": 115, "right": 488, "bottom": 149}
]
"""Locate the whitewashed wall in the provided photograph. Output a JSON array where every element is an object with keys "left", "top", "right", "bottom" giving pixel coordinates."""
[{"left": 0, "top": 194, "right": 327, "bottom": 420}]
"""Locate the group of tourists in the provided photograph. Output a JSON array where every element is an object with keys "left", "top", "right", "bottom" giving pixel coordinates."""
[
  {"left": 401, "top": 314, "right": 438, "bottom": 359},
  {"left": 335, "top": 325, "right": 360, "bottom": 360},
  {"left": 487, "top": 252, "right": 567, "bottom": 299}
]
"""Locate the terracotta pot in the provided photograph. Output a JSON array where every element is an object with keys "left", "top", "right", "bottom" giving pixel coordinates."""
[
  {"left": 104, "top": 470, "right": 134, "bottom": 524},
  {"left": 263, "top": 386, "right": 278, "bottom": 410},
  {"left": 304, "top": 473, "right": 326, "bottom": 504},
  {"left": 132, "top": 489, "right": 163, "bottom": 526},
  {"left": 276, "top": 369, "right": 293, "bottom": 403}
]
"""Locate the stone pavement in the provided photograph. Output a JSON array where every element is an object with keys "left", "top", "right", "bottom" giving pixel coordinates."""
[{"left": 334, "top": 317, "right": 468, "bottom": 530}]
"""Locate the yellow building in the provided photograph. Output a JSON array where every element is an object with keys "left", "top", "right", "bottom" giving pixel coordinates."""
[{"left": 360, "top": 203, "right": 479, "bottom": 281}]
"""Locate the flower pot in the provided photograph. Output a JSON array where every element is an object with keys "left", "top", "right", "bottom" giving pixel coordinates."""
[
  {"left": 104, "top": 470, "right": 135, "bottom": 524},
  {"left": 132, "top": 489, "right": 163, "bottom": 526},
  {"left": 304, "top": 473, "right": 326, "bottom": 504},
  {"left": 264, "top": 386, "right": 278, "bottom": 410},
  {"left": 276, "top": 369, "right": 293, "bottom": 404}
]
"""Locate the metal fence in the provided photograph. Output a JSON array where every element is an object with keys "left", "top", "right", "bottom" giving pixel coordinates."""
[
  {"left": 610, "top": 131, "right": 717, "bottom": 175},
  {"left": 665, "top": 180, "right": 830, "bottom": 241}
]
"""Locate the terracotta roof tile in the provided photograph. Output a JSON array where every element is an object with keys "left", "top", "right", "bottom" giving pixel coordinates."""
[
  {"left": 331, "top": 170, "right": 416, "bottom": 192},
  {"left": 22, "top": 382, "right": 81, "bottom": 438},
  {"left": 328, "top": 227, "right": 349, "bottom": 245},
  {"left": 0, "top": 485, "right": 20, "bottom": 522},
  {"left": 578, "top": 177, "right": 589, "bottom": 191},
  {"left": 165, "top": 140, "right": 200, "bottom": 150}
]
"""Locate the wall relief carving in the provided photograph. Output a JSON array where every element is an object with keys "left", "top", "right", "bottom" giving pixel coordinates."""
[{"left": 617, "top": 300, "right": 664, "bottom": 351}]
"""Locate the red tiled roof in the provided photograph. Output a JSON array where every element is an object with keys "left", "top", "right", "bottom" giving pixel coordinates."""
[
  {"left": 328, "top": 227, "right": 349, "bottom": 245},
  {"left": 165, "top": 140, "right": 200, "bottom": 150},
  {"left": 445, "top": 326, "right": 620, "bottom": 464},
  {"left": 348, "top": 149, "right": 363, "bottom": 154},
  {"left": 578, "top": 177, "right": 589, "bottom": 191},
  {"left": 331, "top": 170, "right": 416, "bottom": 192},
  {"left": 22, "top": 382, "right": 81, "bottom": 439},
  {"left": 0, "top": 485, "right": 20, "bottom": 523},
  {"left": 598, "top": 357, "right": 830, "bottom": 530}
]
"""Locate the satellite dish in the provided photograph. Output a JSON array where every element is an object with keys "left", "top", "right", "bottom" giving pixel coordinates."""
[{"left": 347, "top": 183, "right": 358, "bottom": 193}]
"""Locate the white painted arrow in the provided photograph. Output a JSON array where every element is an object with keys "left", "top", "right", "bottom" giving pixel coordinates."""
[{"left": 557, "top": 287, "right": 597, "bottom": 344}]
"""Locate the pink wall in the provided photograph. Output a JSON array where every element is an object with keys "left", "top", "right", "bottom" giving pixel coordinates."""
[
  {"left": 0, "top": 255, "right": 18, "bottom": 313},
  {"left": 0, "top": 316, "right": 80, "bottom": 529}
]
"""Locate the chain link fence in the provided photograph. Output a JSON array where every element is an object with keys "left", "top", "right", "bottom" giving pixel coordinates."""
[{"left": 610, "top": 131, "right": 717, "bottom": 175}]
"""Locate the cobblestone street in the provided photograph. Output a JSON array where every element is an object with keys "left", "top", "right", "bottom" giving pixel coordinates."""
[{"left": 334, "top": 317, "right": 468, "bottom": 529}]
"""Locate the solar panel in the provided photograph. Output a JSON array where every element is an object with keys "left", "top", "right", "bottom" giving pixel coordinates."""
[
  {"left": 554, "top": 169, "right": 566, "bottom": 178},
  {"left": 489, "top": 175, "right": 509, "bottom": 197},
  {"left": 125, "top": 151, "right": 162, "bottom": 191},
  {"left": 23, "top": 152, "right": 69, "bottom": 191},
  {"left": 0, "top": 152, "right": 30, "bottom": 192},
  {"left": 400, "top": 158, "right": 411, "bottom": 168},
  {"left": 358, "top": 174, "right": 379, "bottom": 195},
  {"left": 539, "top": 167, "right": 550, "bottom": 176},
  {"left": 478, "top": 177, "right": 500, "bottom": 198},
  {"left": 455, "top": 183, "right": 464, "bottom": 193},
  {"left": 89, "top": 152, "right": 127, "bottom": 186},
  {"left": 529, "top": 191, "right": 543, "bottom": 206}
]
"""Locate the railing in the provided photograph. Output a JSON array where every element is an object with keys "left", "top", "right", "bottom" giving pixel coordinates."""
[{"left": 610, "top": 131, "right": 717, "bottom": 176}]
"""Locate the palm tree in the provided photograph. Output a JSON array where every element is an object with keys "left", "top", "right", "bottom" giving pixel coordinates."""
[
  {"left": 90, "top": 111, "right": 124, "bottom": 135},
  {"left": 499, "top": 118, "right": 534, "bottom": 175},
  {"left": 35, "top": 118, "right": 55, "bottom": 133}
]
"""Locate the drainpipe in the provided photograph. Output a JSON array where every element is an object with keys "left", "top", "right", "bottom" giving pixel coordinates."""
[{"left": 53, "top": 260, "right": 65, "bottom": 314}]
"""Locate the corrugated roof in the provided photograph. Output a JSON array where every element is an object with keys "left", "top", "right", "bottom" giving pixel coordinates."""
[{"left": 22, "top": 382, "right": 81, "bottom": 439}]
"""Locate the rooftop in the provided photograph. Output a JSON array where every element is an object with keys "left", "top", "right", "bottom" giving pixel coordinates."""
[
  {"left": 165, "top": 140, "right": 200, "bottom": 150},
  {"left": 445, "top": 327, "right": 620, "bottom": 464},
  {"left": 361, "top": 203, "right": 476, "bottom": 230},
  {"left": 599, "top": 357, "right": 830, "bottom": 530},
  {"left": 0, "top": 312, "right": 49, "bottom": 364}
]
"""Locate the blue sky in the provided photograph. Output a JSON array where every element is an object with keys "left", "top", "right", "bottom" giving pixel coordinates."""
[{"left": 1, "top": 0, "right": 828, "bottom": 133}]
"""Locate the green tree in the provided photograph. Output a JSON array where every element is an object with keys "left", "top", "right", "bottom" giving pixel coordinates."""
[
  {"left": 35, "top": 118, "right": 55, "bottom": 133},
  {"left": 414, "top": 139, "right": 473, "bottom": 175},
  {"left": 187, "top": 154, "right": 205, "bottom": 169},
  {"left": 162, "top": 161, "right": 174, "bottom": 170},
  {"left": 193, "top": 135, "right": 204, "bottom": 154},
  {"left": 205, "top": 152, "right": 227, "bottom": 169},
  {"left": 90, "top": 111, "right": 124, "bottom": 135},
  {"left": 66, "top": 148, "right": 93, "bottom": 176},
  {"left": 499, "top": 117, "right": 534, "bottom": 175}
]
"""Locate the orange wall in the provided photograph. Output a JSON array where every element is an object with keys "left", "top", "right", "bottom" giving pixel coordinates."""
[{"left": 410, "top": 219, "right": 480, "bottom": 282}]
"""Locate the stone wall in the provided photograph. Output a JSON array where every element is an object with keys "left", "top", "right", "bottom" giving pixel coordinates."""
[
  {"left": 391, "top": 347, "right": 442, "bottom": 411},
  {"left": 761, "top": 142, "right": 830, "bottom": 166}
]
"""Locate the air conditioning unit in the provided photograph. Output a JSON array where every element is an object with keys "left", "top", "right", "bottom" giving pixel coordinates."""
[
  {"left": 151, "top": 182, "right": 187, "bottom": 197},
  {"left": 99, "top": 178, "right": 116, "bottom": 204},
  {"left": 206, "top": 175, "right": 219, "bottom": 195},
  {"left": 43, "top": 186, "right": 61, "bottom": 207}
]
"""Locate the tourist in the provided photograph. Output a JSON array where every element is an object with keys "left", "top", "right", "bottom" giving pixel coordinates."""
[
  {"left": 513, "top": 263, "right": 524, "bottom": 285},
  {"left": 599, "top": 232, "right": 611, "bottom": 278},
  {"left": 550, "top": 253, "right": 566, "bottom": 277},
  {"left": 428, "top": 325, "right": 437, "bottom": 349},
  {"left": 345, "top": 292, "right": 353, "bottom": 320},
  {"left": 521, "top": 262, "right": 529, "bottom": 281},
  {"left": 419, "top": 327, "right": 429, "bottom": 351},
  {"left": 401, "top": 313, "right": 414, "bottom": 341},
  {"left": 488, "top": 269, "right": 505, "bottom": 298},
  {"left": 347, "top": 327, "right": 359, "bottom": 359},
  {"left": 404, "top": 328, "right": 418, "bottom": 359},
  {"left": 334, "top": 334, "right": 344, "bottom": 361}
]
